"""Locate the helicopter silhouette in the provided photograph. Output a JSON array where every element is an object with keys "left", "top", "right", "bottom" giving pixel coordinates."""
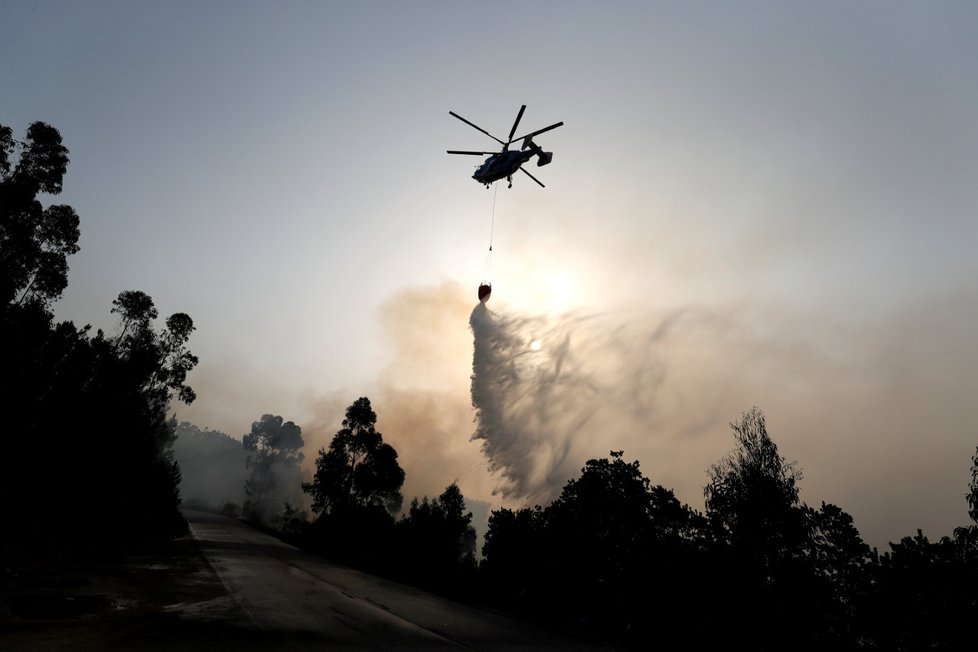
[{"left": 448, "top": 105, "right": 563, "bottom": 188}]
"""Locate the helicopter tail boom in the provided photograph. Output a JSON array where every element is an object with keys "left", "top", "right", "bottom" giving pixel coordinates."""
[{"left": 521, "top": 137, "right": 553, "bottom": 166}]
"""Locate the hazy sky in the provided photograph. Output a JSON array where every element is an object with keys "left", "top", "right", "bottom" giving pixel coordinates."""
[{"left": 4, "top": 1, "right": 977, "bottom": 550}]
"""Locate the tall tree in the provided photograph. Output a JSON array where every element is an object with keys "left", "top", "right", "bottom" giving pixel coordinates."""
[
  {"left": 395, "top": 482, "right": 477, "bottom": 593},
  {"left": 303, "top": 397, "right": 404, "bottom": 516},
  {"left": 1, "top": 291, "right": 197, "bottom": 553},
  {"left": 802, "top": 501, "right": 875, "bottom": 645},
  {"left": 0, "top": 122, "right": 79, "bottom": 307},
  {"left": 703, "top": 407, "right": 820, "bottom": 649},
  {"left": 0, "top": 122, "right": 197, "bottom": 557},
  {"left": 546, "top": 451, "right": 705, "bottom": 641},
  {"left": 110, "top": 290, "right": 198, "bottom": 408},
  {"left": 865, "top": 529, "right": 975, "bottom": 650},
  {"left": 436, "top": 482, "right": 477, "bottom": 562},
  {"left": 242, "top": 414, "right": 305, "bottom": 524},
  {"left": 704, "top": 406, "right": 804, "bottom": 549},
  {"left": 480, "top": 451, "right": 708, "bottom": 645},
  {"left": 480, "top": 505, "right": 548, "bottom": 608}
]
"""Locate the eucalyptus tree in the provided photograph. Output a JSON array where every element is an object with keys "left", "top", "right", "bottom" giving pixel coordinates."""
[
  {"left": 0, "top": 122, "right": 79, "bottom": 307},
  {"left": 242, "top": 414, "right": 305, "bottom": 524},
  {"left": 303, "top": 397, "right": 404, "bottom": 517}
]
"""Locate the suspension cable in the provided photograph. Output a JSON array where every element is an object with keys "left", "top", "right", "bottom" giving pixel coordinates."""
[{"left": 483, "top": 183, "right": 498, "bottom": 283}]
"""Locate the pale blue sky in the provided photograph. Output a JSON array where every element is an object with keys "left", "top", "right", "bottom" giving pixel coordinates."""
[{"left": 3, "top": 1, "right": 977, "bottom": 549}]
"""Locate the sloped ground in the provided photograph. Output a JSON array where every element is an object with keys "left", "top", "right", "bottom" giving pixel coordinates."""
[{"left": 0, "top": 527, "right": 263, "bottom": 651}]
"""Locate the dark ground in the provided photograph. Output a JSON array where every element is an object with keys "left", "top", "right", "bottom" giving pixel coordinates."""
[
  {"left": 2, "top": 513, "right": 618, "bottom": 651},
  {"left": 1, "top": 525, "right": 259, "bottom": 651}
]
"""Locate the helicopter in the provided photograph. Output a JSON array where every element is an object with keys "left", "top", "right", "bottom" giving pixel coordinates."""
[{"left": 448, "top": 105, "right": 563, "bottom": 188}]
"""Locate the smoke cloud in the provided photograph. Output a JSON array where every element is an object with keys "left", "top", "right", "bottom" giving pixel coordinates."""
[
  {"left": 300, "top": 282, "right": 495, "bottom": 508},
  {"left": 181, "top": 280, "right": 978, "bottom": 551},
  {"left": 172, "top": 421, "right": 249, "bottom": 510}
]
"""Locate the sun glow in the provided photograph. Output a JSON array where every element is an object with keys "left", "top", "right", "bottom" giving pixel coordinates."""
[
  {"left": 529, "top": 339, "right": 542, "bottom": 351},
  {"left": 546, "top": 273, "right": 575, "bottom": 312},
  {"left": 500, "top": 265, "right": 585, "bottom": 316}
]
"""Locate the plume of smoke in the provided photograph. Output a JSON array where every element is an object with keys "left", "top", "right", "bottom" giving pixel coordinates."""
[
  {"left": 172, "top": 421, "right": 249, "bottom": 510},
  {"left": 301, "top": 282, "right": 497, "bottom": 509},
  {"left": 182, "top": 277, "right": 978, "bottom": 551},
  {"left": 246, "top": 458, "right": 310, "bottom": 525}
]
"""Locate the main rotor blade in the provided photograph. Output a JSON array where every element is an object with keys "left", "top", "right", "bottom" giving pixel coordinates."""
[
  {"left": 447, "top": 150, "right": 494, "bottom": 155},
  {"left": 507, "top": 105, "right": 526, "bottom": 143},
  {"left": 513, "top": 121, "right": 564, "bottom": 143},
  {"left": 519, "top": 166, "right": 546, "bottom": 187},
  {"left": 449, "top": 111, "right": 506, "bottom": 146}
]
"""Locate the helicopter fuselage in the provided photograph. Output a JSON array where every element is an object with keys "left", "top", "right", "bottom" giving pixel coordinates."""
[{"left": 473, "top": 150, "right": 535, "bottom": 186}]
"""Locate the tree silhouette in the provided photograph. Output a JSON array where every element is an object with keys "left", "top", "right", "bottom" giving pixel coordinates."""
[
  {"left": 301, "top": 397, "right": 404, "bottom": 571},
  {"left": 548, "top": 451, "right": 706, "bottom": 641},
  {"left": 705, "top": 407, "right": 803, "bottom": 546},
  {"left": 480, "top": 505, "right": 548, "bottom": 612},
  {"left": 110, "top": 290, "right": 198, "bottom": 408},
  {"left": 863, "top": 529, "right": 976, "bottom": 649},
  {"left": 242, "top": 414, "right": 305, "bottom": 525},
  {"left": 273, "top": 399, "right": 978, "bottom": 649},
  {"left": 1, "top": 293, "right": 197, "bottom": 555},
  {"left": 303, "top": 397, "right": 404, "bottom": 516},
  {"left": 0, "top": 122, "right": 196, "bottom": 558},
  {"left": 799, "top": 501, "right": 875, "bottom": 645},
  {"left": 703, "top": 407, "right": 866, "bottom": 649},
  {"left": 480, "top": 451, "right": 708, "bottom": 645},
  {"left": 394, "top": 482, "right": 477, "bottom": 595},
  {"left": 436, "top": 482, "right": 477, "bottom": 563},
  {"left": 0, "top": 122, "right": 79, "bottom": 307}
]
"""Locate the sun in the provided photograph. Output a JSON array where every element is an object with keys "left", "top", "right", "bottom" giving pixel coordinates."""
[
  {"left": 529, "top": 339, "right": 542, "bottom": 351},
  {"left": 546, "top": 273, "right": 576, "bottom": 312},
  {"left": 494, "top": 259, "right": 589, "bottom": 316},
  {"left": 513, "top": 268, "right": 581, "bottom": 315}
]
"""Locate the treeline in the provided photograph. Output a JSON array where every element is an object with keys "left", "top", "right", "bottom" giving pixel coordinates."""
[
  {"left": 0, "top": 122, "right": 197, "bottom": 558},
  {"left": 214, "top": 397, "right": 978, "bottom": 650},
  {"left": 474, "top": 411, "right": 978, "bottom": 650},
  {"left": 175, "top": 398, "right": 479, "bottom": 597},
  {"left": 299, "top": 397, "right": 478, "bottom": 595}
]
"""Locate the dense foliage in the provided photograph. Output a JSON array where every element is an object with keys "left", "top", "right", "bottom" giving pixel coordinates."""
[
  {"left": 390, "top": 482, "right": 478, "bottom": 596},
  {"left": 304, "top": 397, "right": 405, "bottom": 517},
  {"left": 0, "top": 122, "right": 78, "bottom": 307},
  {"left": 300, "top": 397, "right": 405, "bottom": 569},
  {"left": 289, "top": 403, "right": 978, "bottom": 650},
  {"left": 473, "top": 415, "right": 978, "bottom": 650},
  {"left": 0, "top": 122, "right": 196, "bottom": 559}
]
